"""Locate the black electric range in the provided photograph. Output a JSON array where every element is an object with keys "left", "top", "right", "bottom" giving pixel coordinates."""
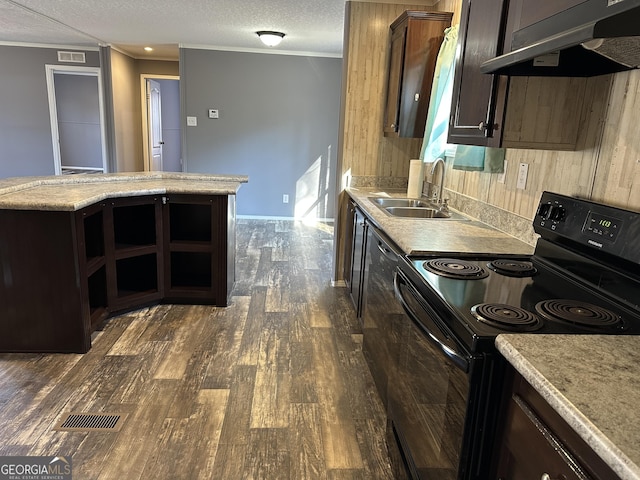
[
  {"left": 403, "top": 191, "right": 640, "bottom": 353},
  {"left": 386, "top": 191, "right": 640, "bottom": 480}
]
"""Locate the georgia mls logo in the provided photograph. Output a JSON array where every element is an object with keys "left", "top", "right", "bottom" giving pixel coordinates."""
[{"left": 0, "top": 456, "right": 72, "bottom": 480}]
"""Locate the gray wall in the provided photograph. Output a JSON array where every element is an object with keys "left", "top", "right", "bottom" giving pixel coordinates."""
[
  {"left": 182, "top": 48, "right": 341, "bottom": 219},
  {"left": 0, "top": 45, "right": 100, "bottom": 178}
]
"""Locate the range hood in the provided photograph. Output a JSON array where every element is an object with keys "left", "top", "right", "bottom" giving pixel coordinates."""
[{"left": 481, "top": 0, "right": 640, "bottom": 77}]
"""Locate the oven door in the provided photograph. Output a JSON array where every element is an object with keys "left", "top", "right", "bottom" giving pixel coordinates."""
[{"left": 388, "top": 267, "right": 482, "bottom": 480}]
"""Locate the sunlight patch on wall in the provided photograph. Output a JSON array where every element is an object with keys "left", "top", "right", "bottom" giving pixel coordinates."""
[{"left": 295, "top": 146, "right": 332, "bottom": 220}]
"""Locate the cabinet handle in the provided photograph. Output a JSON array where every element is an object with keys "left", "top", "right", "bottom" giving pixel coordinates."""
[{"left": 478, "top": 121, "right": 499, "bottom": 132}]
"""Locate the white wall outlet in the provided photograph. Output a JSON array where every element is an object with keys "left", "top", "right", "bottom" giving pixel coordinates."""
[
  {"left": 517, "top": 163, "right": 529, "bottom": 190},
  {"left": 282, "top": 194, "right": 289, "bottom": 204},
  {"left": 497, "top": 160, "right": 507, "bottom": 184},
  {"left": 186, "top": 116, "right": 197, "bottom": 126},
  {"left": 208, "top": 109, "right": 219, "bottom": 119}
]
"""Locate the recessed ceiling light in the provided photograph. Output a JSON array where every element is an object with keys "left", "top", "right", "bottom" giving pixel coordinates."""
[
  {"left": 256, "top": 31, "right": 285, "bottom": 47},
  {"left": 144, "top": 47, "right": 154, "bottom": 52}
]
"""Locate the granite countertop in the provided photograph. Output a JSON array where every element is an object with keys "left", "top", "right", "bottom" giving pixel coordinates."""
[
  {"left": 497, "top": 334, "right": 640, "bottom": 480},
  {"left": 347, "top": 187, "right": 534, "bottom": 256},
  {"left": 0, "top": 172, "right": 249, "bottom": 211}
]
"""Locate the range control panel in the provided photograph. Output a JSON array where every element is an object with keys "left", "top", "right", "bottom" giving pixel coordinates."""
[{"left": 533, "top": 191, "right": 640, "bottom": 264}]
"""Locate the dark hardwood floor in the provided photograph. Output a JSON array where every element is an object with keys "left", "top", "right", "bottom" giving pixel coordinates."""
[{"left": 0, "top": 219, "right": 394, "bottom": 479}]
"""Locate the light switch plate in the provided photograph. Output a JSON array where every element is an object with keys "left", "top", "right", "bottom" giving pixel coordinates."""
[
  {"left": 208, "top": 109, "right": 219, "bottom": 119},
  {"left": 517, "top": 163, "right": 529, "bottom": 190},
  {"left": 186, "top": 116, "right": 197, "bottom": 126}
]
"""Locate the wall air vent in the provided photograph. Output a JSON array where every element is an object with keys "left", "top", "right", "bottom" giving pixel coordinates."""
[{"left": 57, "top": 51, "right": 86, "bottom": 63}]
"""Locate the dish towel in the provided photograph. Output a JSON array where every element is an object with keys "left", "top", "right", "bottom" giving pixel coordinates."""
[
  {"left": 453, "top": 145, "right": 505, "bottom": 172},
  {"left": 419, "top": 25, "right": 458, "bottom": 163}
]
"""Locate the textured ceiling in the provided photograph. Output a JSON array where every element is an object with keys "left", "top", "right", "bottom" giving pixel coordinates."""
[{"left": 0, "top": 0, "right": 439, "bottom": 59}]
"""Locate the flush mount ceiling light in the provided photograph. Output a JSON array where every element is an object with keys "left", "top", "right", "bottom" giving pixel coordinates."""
[
  {"left": 257, "top": 31, "right": 285, "bottom": 47},
  {"left": 144, "top": 47, "right": 153, "bottom": 52}
]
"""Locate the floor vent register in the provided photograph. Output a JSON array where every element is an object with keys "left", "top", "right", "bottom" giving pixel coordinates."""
[{"left": 54, "top": 412, "right": 128, "bottom": 432}]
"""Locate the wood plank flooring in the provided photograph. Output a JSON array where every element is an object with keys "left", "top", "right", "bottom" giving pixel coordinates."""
[{"left": 0, "top": 219, "right": 394, "bottom": 479}]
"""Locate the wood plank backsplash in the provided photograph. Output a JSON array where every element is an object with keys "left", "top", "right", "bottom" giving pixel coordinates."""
[{"left": 593, "top": 70, "right": 640, "bottom": 209}]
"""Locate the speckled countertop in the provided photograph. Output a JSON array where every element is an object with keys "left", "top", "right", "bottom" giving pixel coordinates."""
[
  {"left": 497, "top": 335, "right": 640, "bottom": 480},
  {"left": 0, "top": 172, "right": 249, "bottom": 211},
  {"left": 347, "top": 187, "right": 534, "bottom": 256}
]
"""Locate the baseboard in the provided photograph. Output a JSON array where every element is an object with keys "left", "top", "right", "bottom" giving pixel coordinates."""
[{"left": 237, "top": 215, "right": 335, "bottom": 222}]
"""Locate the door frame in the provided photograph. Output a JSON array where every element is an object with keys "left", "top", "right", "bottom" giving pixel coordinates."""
[
  {"left": 140, "top": 74, "right": 180, "bottom": 172},
  {"left": 45, "top": 64, "right": 108, "bottom": 175}
]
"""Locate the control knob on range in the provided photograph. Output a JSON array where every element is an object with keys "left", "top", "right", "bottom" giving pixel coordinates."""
[
  {"left": 537, "top": 204, "right": 565, "bottom": 221},
  {"left": 548, "top": 205, "right": 565, "bottom": 221}
]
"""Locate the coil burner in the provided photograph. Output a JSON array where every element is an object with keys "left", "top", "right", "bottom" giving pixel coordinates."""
[
  {"left": 535, "top": 299, "right": 624, "bottom": 331},
  {"left": 423, "top": 258, "right": 489, "bottom": 280},
  {"left": 471, "top": 303, "right": 542, "bottom": 331},
  {"left": 487, "top": 259, "right": 537, "bottom": 277}
]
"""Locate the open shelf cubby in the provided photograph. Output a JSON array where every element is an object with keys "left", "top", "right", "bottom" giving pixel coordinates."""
[
  {"left": 170, "top": 252, "right": 212, "bottom": 289},
  {"left": 169, "top": 203, "right": 212, "bottom": 243},
  {"left": 87, "top": 265, "right": 108, "bottom": 327},
  {"left": 115, "top": 253, "right": 158, "bottom": 298},
  {"left": 84, "top": 209, "right": 104, "bottom": 260},
  {"left": 113, "top": 203, "right": 156, "bottom": 248}
]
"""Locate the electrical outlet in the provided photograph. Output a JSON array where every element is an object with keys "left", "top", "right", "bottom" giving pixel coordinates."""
[
  {"left": 282, "top": 194, "right": 289, "bottom": 204},
  {"left": 186, "top": 116, "right": 197, "bottom": 126},
  {"left": 517, "top": 163, "right": 529, "bottom": 190}
]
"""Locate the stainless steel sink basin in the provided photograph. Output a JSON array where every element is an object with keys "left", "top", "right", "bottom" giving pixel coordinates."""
[
  {"left": 369, "top": 197, "right": 432, "bottom": 208},
  {"left": 367, "top": 196, "right": 469, "bottom": 220},
  {"left": 385, "top": 207, "right": 451, "bottom": 218}
]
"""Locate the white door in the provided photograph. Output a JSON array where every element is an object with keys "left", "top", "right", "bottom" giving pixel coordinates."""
[{"left": 147, "top": 79, "right": 164, "bottom": 171}]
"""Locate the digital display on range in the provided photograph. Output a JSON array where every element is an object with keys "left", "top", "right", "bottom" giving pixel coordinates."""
[{"left": 584, "top": 211, "right": 622, "bottom": 242}]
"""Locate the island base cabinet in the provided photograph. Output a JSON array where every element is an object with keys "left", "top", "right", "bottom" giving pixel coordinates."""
[
  {"left": 105, "top": 196, "right": 164, "bottom": 313},
  {"left": 162, "top": 194, "right": 235, "bottom": 306},
  {"left": 0, "top": 209, "right": 90, "bottom": 353},
  {"left": 0, "top": 193, "right": 237, "bottom": 353}
]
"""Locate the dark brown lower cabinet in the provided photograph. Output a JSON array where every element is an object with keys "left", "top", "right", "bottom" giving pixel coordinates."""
[
  {"left": 0, "top": 193, "right": 236, "bottom": 353},
  {"left": 492, "top": 364, "right": 620, "bottom": 480},
  {"left": 0, "top": 208, "right": 92, "bottom": 353},
  {"left": 162, "top": 194, "right": 235, "bottom": 305},
  {"left": 105, "top": 195, "right": 164, "bottom": 313}
]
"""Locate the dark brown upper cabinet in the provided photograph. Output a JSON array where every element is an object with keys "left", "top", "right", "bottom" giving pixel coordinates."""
[
  {"left": 383, "top": 10, "right": 453, "bottom": 138},
  {"left": 448, "top": 0, "right": 610, "bottom": 151},
  {"left": 448, "top": 0, "right": 509, "bottom": 147}
]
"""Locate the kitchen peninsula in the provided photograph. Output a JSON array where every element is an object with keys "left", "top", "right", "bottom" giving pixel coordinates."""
[{"left": 0, "top": 172, "right": 248, "bottom": 354}]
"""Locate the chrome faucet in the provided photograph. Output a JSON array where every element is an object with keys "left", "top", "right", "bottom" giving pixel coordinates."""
[{"left": 430, "top": 157, "right": 446, "bottom": 205}]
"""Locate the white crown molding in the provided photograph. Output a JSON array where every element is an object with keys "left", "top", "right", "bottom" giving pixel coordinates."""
[
  {"left": 0, "top": 41, "right": 99, "bottom": 51},
  {"left": 179, "top": 43, "right": 342, "bottom": 59}
]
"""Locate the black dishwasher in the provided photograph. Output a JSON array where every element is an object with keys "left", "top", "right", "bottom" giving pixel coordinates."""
[{"left": 362, "top": 226, "right": 404, "bottom": 409}]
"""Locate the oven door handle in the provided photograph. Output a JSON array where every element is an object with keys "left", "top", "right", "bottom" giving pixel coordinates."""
[{"left": 394, "top": 269, "right": 470, "bottom": 372}]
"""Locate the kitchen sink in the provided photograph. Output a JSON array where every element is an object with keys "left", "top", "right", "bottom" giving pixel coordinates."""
[
  {"left": 368, "top": 197, "right": 469, "bottom": 220},
  {"left": 370, "top": 197, "right": 433, "bottom": 208},
  {"left": 385, "top": 207, "right": 450, "bottom": 218}
]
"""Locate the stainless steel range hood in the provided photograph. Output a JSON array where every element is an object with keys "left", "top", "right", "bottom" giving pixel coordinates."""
[{"left": 481, "top": 0, "right": 640, "bottom": 77}]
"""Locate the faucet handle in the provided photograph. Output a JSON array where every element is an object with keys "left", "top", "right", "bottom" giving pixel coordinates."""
[{"left": 440, "top": 198, "right": 450, "bottom": 212}]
